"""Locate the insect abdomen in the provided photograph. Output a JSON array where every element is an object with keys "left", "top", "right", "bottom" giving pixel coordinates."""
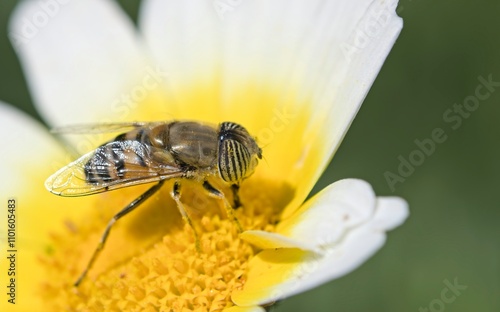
[{"left": 85, "top": 138, "right": 151, "bottom": 184}]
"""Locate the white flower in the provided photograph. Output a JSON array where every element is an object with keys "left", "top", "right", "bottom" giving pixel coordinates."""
[{"left": 0, "top": 0, "right": 407, "bottom": 311}]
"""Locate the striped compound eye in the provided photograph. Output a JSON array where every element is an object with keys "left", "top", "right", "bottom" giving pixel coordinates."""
[
  {"left": 218, "top": 122, "right": 260, "bottom": 183},
  {"left": 218, "top": 137, "right": 252, "bottom": 182}
]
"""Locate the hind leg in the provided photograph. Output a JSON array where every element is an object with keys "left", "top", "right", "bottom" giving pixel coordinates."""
[{"left": 74, "top": 180, "right": 165, "bottom": 287}]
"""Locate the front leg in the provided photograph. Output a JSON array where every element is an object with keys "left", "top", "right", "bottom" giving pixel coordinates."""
[
  {"left": 231, "top": 183, "right": 242, "bottom": 208},
  {"left": 203, "top": 181, "right": 243, "bottom": 232}
]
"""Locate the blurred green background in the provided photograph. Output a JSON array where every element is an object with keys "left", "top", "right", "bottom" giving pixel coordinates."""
[{"left": 1, "top": 0, "right": 499, "bottom": 311}]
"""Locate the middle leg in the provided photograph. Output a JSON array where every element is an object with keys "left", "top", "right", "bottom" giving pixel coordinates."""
[
  {"left": 231, "top": 183, "right": 242, "bottom": 208},
  {"left": 170, "top": 181, "right": 201, "bottom": 251}
]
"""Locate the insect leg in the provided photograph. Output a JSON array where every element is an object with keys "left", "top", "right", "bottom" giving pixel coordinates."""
[
  {"left": 170, "top": 181, "right": 201, "bottom": 252},
  {"left": 74, "top": 180, "right": 165, "bottom": 287},
  {"left": 203, "top": 181, "right": 243, "bottom": 232},
  {"left": 231, "top": 183, "right": 242, "bottom": 208}
]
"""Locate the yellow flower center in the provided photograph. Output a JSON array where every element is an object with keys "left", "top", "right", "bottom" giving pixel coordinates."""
[{"left": 39, "top": 178, "right": 294, "bottom": 311}]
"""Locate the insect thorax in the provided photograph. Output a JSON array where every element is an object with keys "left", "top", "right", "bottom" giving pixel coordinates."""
[{"left": 167, "top": 122, "right": 219, "bottom": 168}]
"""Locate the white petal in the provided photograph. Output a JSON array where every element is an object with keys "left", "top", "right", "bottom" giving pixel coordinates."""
[
  {"left": 0, "top": 102, "right": 93, "bottom": 311},
  {"left": 232, "top": 225, "right": 386, "bottom": 306},
  {"left": 9, "top": 0, "right": 166, "bottom": 130},
  {"left": 281, "top": 0, "right": 403, "bottom": 218},
  {"left": 371, "top": 197, "right": 409, "bottom": 231},
  {"left": 276, "top": 179, "right": 376, "bottom": 250},
  {"left": 0, "top": 102, "right": 62, "bottom": 195},
  {"left": 233, "top": 190, "right": 409, "bottom": 306},
  {"left": 139, "top": 0, "right": 222, "bottom": 93},
  {"left": 323, "top": 0, "right": 403, "bottom": 152},
  {"left": 241, "top": 182, "right": 408, "bottom": 252},
  {"left": 0, "top": 102, "right": 90, "bottom": 237}
]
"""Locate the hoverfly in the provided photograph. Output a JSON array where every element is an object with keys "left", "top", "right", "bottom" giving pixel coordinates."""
[{"left": 45, "top": 121, "right": 262, "bottom": 286}]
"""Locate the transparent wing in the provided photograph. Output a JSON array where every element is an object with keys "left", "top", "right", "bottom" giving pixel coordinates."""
[
  {"left": 50, "top": 121, "right": 167, "bottom": 134},
  {"left": 45, "top": 140, "right": 184, "bottom": 196}
]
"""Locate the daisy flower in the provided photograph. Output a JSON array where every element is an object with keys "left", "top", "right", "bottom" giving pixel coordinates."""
[{"left": 1, "top": 0, "right": 408, "bottom": 311}]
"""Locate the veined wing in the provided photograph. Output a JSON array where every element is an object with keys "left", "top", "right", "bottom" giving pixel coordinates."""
[
  {"left": 50, "top": 121, "right": 168, "bottom": 134},
  {"left": 45, "top": 140, "right": 184, "bottom": 196}
]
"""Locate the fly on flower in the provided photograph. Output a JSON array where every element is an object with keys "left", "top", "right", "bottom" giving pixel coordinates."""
[{"left": 45, "top": 120, "right": 262, "bottom": 286}]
